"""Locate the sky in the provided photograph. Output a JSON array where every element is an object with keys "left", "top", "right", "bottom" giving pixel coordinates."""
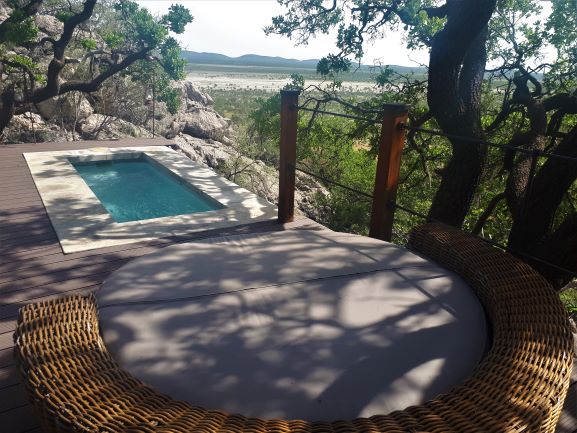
[{"left": 136, "top": 0, "right": 430, "bottom": 66}]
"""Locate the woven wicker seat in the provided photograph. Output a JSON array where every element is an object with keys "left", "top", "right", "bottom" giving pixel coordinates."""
[{"left": 14, "top": 223, "right": 574, "bottom": 433}]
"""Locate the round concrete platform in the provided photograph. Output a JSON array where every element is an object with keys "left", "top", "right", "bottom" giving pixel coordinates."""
[{"left": 97, "top": 229, "right": 488, "bottom": 421}]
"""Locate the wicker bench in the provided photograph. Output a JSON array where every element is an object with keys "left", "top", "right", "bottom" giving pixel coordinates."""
[{"left": 14, "top": 223, "right": 574, "bottom": 433}]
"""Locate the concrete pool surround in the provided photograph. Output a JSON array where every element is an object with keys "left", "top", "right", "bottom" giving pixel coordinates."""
[{"left": 24, "top": 146, "right": 277, "bottom": 253}]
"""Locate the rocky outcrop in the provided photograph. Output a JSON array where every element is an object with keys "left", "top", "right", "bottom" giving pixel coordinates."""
[
  {"left": 180, "top": 108, "right": 230, "bottom": 142},
  {"left": 152, "top": 81, "right": 232, "bottom": 143},
  {"left": 1, "top": 113, "right": 75, "bottom": 143},
  {"left": 78, "top": 113, "right": 150, "bottom": 140},
  {"left": 37, "top": 93, "right": 93, "bottom": 125},
  {"left": 173, "top": 133, "right": 329, "bottom": 221},
  {"left": 35, "top": 15, "right": 63, "bottom": 38},
  {"left": 181, "top": 81, "right": 214, "bottom": 106},
  {"left": 173, "top": 134, "right": 235, "bottom": 167},
  {"left": 0, "top": 3, "right": 10, "bottom": 21}
]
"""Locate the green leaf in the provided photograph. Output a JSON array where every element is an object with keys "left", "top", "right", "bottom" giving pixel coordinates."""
[
  {"left": 55, "top": 11, "right": 74, "bottom": 23},
  {"left": 81, "top": 38, "right": 98, "bottom": 51}
]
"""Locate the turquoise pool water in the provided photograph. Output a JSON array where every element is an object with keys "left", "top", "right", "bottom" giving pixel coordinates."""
[{"left": 72, "top": 157, "right": 224, "bottom": 223}]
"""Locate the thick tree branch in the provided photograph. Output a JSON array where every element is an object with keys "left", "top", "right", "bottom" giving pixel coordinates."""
[
  {"left": 57, "top": 48, "right": 150, "bottom": 94},
  {"left": 31, "top": 0, "right": 97, "bottom": 103},
  {"left": 0, "top": 89, "right": 16, "bottom": 135},
  {"left": 509, "top": 123, "right": 577, "bottom": 258},
  {"left": 543, "top": 93, "right": 577, "bottom": 113},
  {"left": 472, "top": 192, "right": 506, "bottom": 235},
  {"left": 427, "top": 0, "right": 496, "bottom": 227}
]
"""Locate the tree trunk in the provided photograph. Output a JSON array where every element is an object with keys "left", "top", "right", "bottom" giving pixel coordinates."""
[
  {"left": 426, "top": 0, "right": 497, "bottom": 226},
  {"left": 508, "top": 124, "right": 577, "bottom": 268},
  {"left": 0, "top": 89, "right": 16, "bottom": 136}
]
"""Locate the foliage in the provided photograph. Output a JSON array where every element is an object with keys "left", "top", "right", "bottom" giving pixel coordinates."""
[
  {"left": 560, "top": 288, "right": 577, "bottom": 317},
  {"left": 262, "top": 0, "right": 577, "bottom": 289},
  {"left": 0, "top": 0, "right": 193, "bottom": 131}
]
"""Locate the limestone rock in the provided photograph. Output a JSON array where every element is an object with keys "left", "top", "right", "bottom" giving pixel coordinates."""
[
  {"left": 78, "top": 114, "right": 150, "bottom": 140},
  {"left": 180, "top": 108, "right": 231, "bottom": 142},
  {"left": 172, "top": 133, "right": 330, "bottom": 221},
  {"left": 36, "top": 94, "right": 93, "bottom": 125},
  {"left": 0, "top": 3, "right": 11, "bottom": 22},
  {"left": 2, "top": 113, "right": 75, "bottom": 143},
  {"left": 35, "top": 15, "right": 63, "bottom": 37},
  {"left": 180, "top": 81, "right": 214, "bottom": 107},
  {"left": 173, "top": 134, "right": 236, "bottom": 168}
]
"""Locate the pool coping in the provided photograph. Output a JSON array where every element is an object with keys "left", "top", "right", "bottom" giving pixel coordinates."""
[{"left": 24, "top": 146, "right": 277, "bottom": 253}]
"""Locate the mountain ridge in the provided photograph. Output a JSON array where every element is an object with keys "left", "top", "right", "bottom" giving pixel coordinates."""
[{"left": 181, "top": 51, "right": 426, "bottom": 74}]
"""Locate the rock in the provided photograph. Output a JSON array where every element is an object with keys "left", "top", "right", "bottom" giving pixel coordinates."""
[
  {"left": 35, "top": 15, "right": 63, "bottom": 37},
  {"left": 78, "top": 113, "right": 150, "bottom": 140},
  {"left": 173, "top": 134, "right": 236, "bottom": 168},
  {"left": 172, "top": 133, "right": 330, "bottom": 221},
  {"left": 180, "top": 81, "right": 214, "bottom": 107},
  {"left": 180, "top": 108, "right": 231, "bottom": 142},
  {"left": 36, "top": 93, "right": 93, "bottom": 125},
  {"left": 0, "top": 3, "right": 11, "bottom": 22},
  {"left": 2, "top": 113, "right": 75, "bottom": 143}
]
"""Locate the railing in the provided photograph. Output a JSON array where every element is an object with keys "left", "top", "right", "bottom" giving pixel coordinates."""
[
  {"left": 278, "top": 89, "right": 409, "bottom": 241},
  {"left": 276, "top": 89, "right": 577, "bottom": 280}
]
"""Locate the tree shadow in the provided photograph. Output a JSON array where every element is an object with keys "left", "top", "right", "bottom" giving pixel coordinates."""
[{"left": 96, "top": 229, "right": 489, "bottom": 421}]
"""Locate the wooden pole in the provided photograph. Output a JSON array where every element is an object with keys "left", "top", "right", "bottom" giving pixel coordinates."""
[
  {"left": 369, "top": 104, "right": 409, "bottom": 241},
  {"left": 278, "top": 89, "right": 299, "bottom": 223}
]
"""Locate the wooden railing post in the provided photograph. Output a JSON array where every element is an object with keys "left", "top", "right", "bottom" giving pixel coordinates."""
[
  {"left": 278, "top": 89, "right": 300, "bottom": 223},
  {"left": 369, "top": 104, "right": 409, "bottom": 241}
]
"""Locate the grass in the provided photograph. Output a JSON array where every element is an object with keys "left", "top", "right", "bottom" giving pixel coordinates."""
[{"left": 560, "top": 287, "right": 577, "bottom": 317}]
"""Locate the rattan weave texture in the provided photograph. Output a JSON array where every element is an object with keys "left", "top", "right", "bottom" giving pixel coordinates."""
[{"left": 14, "top": 223, "right": 574, "bottom": 433}]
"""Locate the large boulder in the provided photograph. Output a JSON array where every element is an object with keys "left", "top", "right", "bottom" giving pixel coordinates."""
[
  {"left": 35, "top": 15, "right": 63, "bottom": 37},
  {"left": 36, "top": 94, "right": 94, "bottom": 125},
  {"left": 2, "top": 113, "right": 75, "bottom": 143},
  {"left": 0, "top": 3, "right": 10, "bottom": 21},
  {"left": 173, "top": 134, "right": 236, "bottom": 168},
  {"left": 180, "top": 81, "right": 214, "bottom": 107},
  {"left": 180, "top": 108, "right": 231, "bottom": 142},
  {"left": 78, "top": 113, "right": 150, "bottom": 140}
]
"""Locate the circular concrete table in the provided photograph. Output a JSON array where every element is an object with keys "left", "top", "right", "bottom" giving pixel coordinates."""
[{"left": 97, "top": 229, "right": 488, "bottom": 421}]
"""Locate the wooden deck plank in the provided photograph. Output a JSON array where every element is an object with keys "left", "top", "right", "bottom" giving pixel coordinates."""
[
  {"left": 0, "top": 225, "right": 54, "bottom": 243},
  {"left": 0, "top": 259, "right": 131, "bottom": 301},
  {"left": 0, "top": 347, "right": 15, "bottom": 368},
  {"left": 0, "top": 384, "right": 28, "bottom": 413},
  {"left": 0, "top": 364, "right": 20, "bottom": 389},
  {"left": 0, "top": 404, "right": 39, "bottom": 433},
  {"left": 0, "top": 252, "right": 122, "bottom": 284},
  {"left": 0, "top": 192, "right": 41, "bottom": 202},
  {"left": 0, "top": 318, "right": 19, "bottom": 336}
]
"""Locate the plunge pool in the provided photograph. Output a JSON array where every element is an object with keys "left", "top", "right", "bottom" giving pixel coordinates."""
[{"left": 72, "top": 156, "right": 225, "bottom": 223}]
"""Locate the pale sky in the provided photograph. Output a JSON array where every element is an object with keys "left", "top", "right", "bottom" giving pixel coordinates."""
[{"left": 137, "top": 0, "right": 429, "bottom": 67}]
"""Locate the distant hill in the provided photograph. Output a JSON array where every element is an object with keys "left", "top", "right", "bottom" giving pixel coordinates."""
[
  {"left": 182, "top": 51, "right": 318, "bottom": 69},
  {"left": 181, "top": 51, "right": 426, "bottom": 75}
]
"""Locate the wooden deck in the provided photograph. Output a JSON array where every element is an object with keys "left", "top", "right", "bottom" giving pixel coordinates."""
[
  {"left": 0, "top": 139, "right": 575, "bottom": 433},
  {"left": 0, "top": 139, "right": 325, "bottom": 433}
]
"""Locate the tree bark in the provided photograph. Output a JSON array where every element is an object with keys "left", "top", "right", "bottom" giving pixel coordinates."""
[
  {"left": 31, "top": 0, "right": 97, "bottom": 103},
  {"left": 509, "top": 124, "right": 577, "bottom": 253},
  {"left": 426, "top": 0, "right": 497, "bottom": 226},
  {"left": 0, "top": 89, "right": 16, "bottom": 135},
  {"left": 506, "top": 124, "right": 577, "bottom": 288}
]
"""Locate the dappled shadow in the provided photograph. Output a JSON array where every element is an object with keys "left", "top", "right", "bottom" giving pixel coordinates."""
[
  {"left": 0, "top": 145, "right": 314, "bottom": 425},
  {"left": 97, "top": 230, "right": 488, "bottom": 421}
]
